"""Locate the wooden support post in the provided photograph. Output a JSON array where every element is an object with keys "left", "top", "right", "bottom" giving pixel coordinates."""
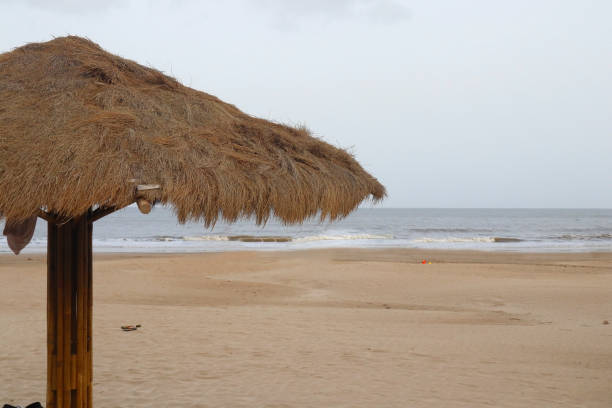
[{"left": 47, "top": 214, "right": 93, "bottom": 408}]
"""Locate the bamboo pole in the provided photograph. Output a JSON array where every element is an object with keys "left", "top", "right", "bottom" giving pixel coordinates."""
[
  {"left": 43, "top": 205, "right": 123, "bottom": 407},
  {"left": 47, "top": 214, "right": 93, "bottom": 408}
]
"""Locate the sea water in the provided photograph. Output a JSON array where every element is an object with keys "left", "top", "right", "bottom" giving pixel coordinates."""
[{"left": 1, "top": 207, "right": 611, "bottom": 253}]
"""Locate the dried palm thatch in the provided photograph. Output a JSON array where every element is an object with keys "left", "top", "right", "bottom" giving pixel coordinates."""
[{"left": 0, "top": 36, "right": 384, "bottom": 226}]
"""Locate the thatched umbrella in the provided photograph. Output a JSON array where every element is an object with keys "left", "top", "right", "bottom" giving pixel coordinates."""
[{"left": 0, "top": 36, "right": 385, "bottom": 408}]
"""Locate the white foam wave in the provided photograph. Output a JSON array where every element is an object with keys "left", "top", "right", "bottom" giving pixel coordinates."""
[
  {"left": 180, "top": 233, "right": 393, "bottom": 243},
  {"left": 182, "top": 235, "right": 230, "bottom": 241},
  {"left": 411, "top": 237, "right": 495, "bottom": 243},
  {"left": 293, "top": 234, "right": 393, "bottom": 242}
]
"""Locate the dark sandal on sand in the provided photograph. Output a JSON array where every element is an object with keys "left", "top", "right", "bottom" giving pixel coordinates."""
[{"left": 121, "top": 324, "right": 141, "bottom": 331}]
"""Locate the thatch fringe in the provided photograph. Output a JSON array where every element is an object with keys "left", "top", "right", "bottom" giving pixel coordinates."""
[{"left": 0, "top": 36, "right": 385, "bottom": 226}]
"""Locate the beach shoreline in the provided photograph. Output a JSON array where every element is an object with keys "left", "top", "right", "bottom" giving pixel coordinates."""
[{"left": 2, "top": 248, "right": 611, "bottom": 407}]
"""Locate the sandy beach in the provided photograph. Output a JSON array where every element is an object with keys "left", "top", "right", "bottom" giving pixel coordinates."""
[{"left": 1, "top": 249, "right": 611, "bottom": 407}]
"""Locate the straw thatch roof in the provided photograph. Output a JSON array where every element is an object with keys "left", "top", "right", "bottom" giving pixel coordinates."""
[{"left": 0, "top": 36, "right": 385, "bottom": 226}]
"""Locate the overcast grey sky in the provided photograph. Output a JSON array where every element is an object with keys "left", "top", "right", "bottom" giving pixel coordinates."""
[{"left": 1, "top": 0, "right": 610, "bottom": 208}]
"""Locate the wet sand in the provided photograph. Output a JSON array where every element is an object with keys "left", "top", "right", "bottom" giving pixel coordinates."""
[{"left": 1, "top": 249, "right": 611, "bottom": 407}]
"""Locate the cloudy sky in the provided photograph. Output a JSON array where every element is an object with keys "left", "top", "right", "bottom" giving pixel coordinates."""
[{"left": 1, "top": 0, "right": 610, "bottom": 208}]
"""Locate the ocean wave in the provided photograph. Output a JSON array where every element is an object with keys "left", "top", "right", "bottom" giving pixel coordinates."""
[
  {"left": 228, "top": 236, "right": 291, "bottom": 242},
  {"left": 493, "top": 237, "right": 523, "bottom": 243},
  {"left": 409, "top": 228, "right": 492, "bottom": 233},
  {"left": 293, "top": 234, "right": 393, "bottom": 242},
  {"left": 182, "top": 235, "right": 230, "bottom": 241},
  {"left": 180, "top": 233, "right": 394, "bottom": 243},
  {"left": 554, "top": 233, "right": 612, "bottom": 241},
  {"left": 411, "top": 237, "right": 522, "bottom": 243},
  {"left": 154, "top": 235, "right": 184, "bottom": 242}
]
